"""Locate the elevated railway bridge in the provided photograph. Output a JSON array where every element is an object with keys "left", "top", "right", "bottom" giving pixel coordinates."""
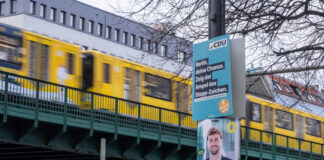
[{"left": 0, "top": 70, "right": 323, "bottom": 160}]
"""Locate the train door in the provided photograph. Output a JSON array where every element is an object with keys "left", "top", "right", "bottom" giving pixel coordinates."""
[
  {"left": 264, "top": 106, "right": 273, "bottom": 132},
  {"left": 296, "top": 115, "right": 304, "bottom": 139},
  {"left": 124, "top": 67, "right": 140, "bottom": 101},
  {"left": 29, "top": 41, "right": 49, "bottom": 81}
]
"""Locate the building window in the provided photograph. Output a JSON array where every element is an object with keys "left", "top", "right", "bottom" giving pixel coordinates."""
[
  {"left": 105, "top": 26, "right": 111, "bottom": 39},
  {"left": 283, "top": 84, "right": 291, "bottom": 93},
  {"left": 67, "top": 53, "right": 74, "bottom": 74},
  {"left": 97, "top": 23, "right": 103, "bottom": 36},
  {"left": 177, "top": 51, "right": 185, "bottom": 62},
  {"left": 306, "top": 93, "right": 316, "bottom": 102},
  {"left": 88, "top": 20, "right": 94, "bottom": 33},
  {"left": 130, "top": 34, "right": 135, "bottom": 47},
  {"left": 290, "top": 85, "right": 304, "bottom": 98},
  {"left": 138, "top": 37, "right": 143, "bottom": 49},
  {"left": 273, "top": 81, "right": 282, "bottom": 91},
  {"left": 146, "top": 40, "right": 151, "bottom": 51},
  {"left": 50, "top": 8, "right": 56, "bottom": 21},
  {"left": 103, "top": 63, "right": 110, "bottom": 83},
  {"left": 115, "top": 29, "right": 120, "bottom": 41},
  {"left": 153, "top": 42, "right": 158, "bottom": 53},
  {"left": 0, "top": 2, "right": 5, "bottom": 16},
  {"left": 60, "top": 11, "right": 66, "bottom": 24},
  {"left": 122, "top": 32, "right": 128, "bottom": 44},
  {"left": 10, "top": 0, "right": 17, "bottom": 14},
  {"left": 316, "top": 96, "right": 323, "bottom": 104},
  {"left": 161, "top": 45, "right": 167, "bottom": 57},
  {"left": 29, "top": 1, "right": 36, "bottom": 14},
  {"left": 70, "top": 14, "right": 75, "bottom": 28},
  {"left": 79, "top": 17, "right": 85, "bottom": 31},
  {"left": 40, "top": 4, "right": 46, "bottom": 18}
]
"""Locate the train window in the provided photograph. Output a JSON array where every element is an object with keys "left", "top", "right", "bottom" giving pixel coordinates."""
[
  {"left": 103, "top": 63, "right": 110, "bottom": 83},
  {"left": 40, "top": 44, "right": 49, "bottom": 81},
  {"left": 124, "top": 68, "right": 131, "bottom": 99},
  {"left": 135, "top": 70, "right": 140, "bottom": 101},
  {"left": 250, "top": 103, "right": 261, "bottom": 122},
  {"left": 0, "top": 34, "right": 22, "bottom": 70},
  {"left": 306, "top": 118, "right": 321, "bottom": 137},
  {"left": 29, "top": 41, "right": 36, "bottom": 78},
  {"left": 67, "top": 53, "right": 74, "bottom": 74},
  {"left": 144, "top": 73, "right": 171, "bottom": 101},
  {"left": 276, "top": 109, "right": 293, "bottom": 130}
]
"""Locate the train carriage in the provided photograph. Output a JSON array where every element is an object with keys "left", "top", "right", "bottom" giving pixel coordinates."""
[{"left": 244, "top": 95, "right": 324, "bottom": 154}]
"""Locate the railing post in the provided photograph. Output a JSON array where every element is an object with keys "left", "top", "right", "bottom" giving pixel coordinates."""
[
  {"left": 286, "top": 136, "right": 289, "bottom": 160},
  {"left": 177, "top": 112, "right": 181, "bottom": 150},
  {"left": 114, "top": 99, "right": 118, "bottom": 140},
  {"left": 34, "top": 80, "right": 39, "bottom": 128},
  {"left": 89, "top": 93, "right": 94, "bottom": 136},
  {"left": 259, "top": 130, "right": 262, "bottom": 159},
  {"left": 158, "top": 108, "right": 161, "bottom": 147},
  {"left": 3, "top": 73, "right": 8, "bottom": 122},
  {"left": 245, "top": 127, "right": 248, "bottom": 160},
  {"left": 272, "top": 132, "right": 276, "bottom": 160},
  {"left": 310, "top": 142, "right": 312, "bottom": 160},
  {"left": 137, "top": 103, "right": 141, "bottom": 143},
  {"left": 321, "top": 144, "right": 323, "bottom": 160},
  {"left": 298, "top": 139, "right": 301, "bottom": 158},
  {"left": 63, "top": 86, "right": 67, "bottom": 132}
]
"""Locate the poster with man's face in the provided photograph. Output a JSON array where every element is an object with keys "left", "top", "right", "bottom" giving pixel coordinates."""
[{"left": 197, "top": 118, "right": 240, "bottom": 160}]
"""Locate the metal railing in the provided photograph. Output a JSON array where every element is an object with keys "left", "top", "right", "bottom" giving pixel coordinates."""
[
  {"left": 0, "top": 70, "right": 324, "bottom": 159},
  {"left": 242, "top": 126, "right": 324, "bottom": 159},
  {"left": 0, "top": 70, "right": 197, "bottom": 140}
]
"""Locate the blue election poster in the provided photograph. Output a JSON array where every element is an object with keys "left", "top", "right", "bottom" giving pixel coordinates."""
[{"left": 192, "top": 34, "right": 232, "bottom": 121}]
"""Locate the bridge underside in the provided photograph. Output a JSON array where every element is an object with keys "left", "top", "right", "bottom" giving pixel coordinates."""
[{"left": 0, "top": 115, "right": 196, "bottom": 160}]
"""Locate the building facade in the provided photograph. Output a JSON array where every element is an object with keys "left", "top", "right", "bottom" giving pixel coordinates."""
[{"left": 0, "top": 0, "right": 192, "bottom": 76}]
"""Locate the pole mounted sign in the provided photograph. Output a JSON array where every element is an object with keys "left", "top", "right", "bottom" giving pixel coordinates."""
[{"left": 192, "top": 34, "right": 232, "bottom": 121}]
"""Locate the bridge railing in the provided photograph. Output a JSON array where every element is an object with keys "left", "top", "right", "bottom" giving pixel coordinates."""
[
  {"left": 0, "top": 70, "right": 197, "bottom": 139},
  {"left": 242, "top": 126, "right": 324, "bottom": 159},
  {"left": 1, "top": 70, "right": 324, "bottom": 158}
]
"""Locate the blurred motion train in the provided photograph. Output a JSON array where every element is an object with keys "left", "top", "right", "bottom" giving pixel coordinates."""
[
  {"left": 0, "top": 23, "right": 192, "bottom": 113},
  {"left": 1, "top": 22, "right": 324, "bottom": 154},
  {"left": 244, "top": 95, "right": 324, "bottom": 154}
]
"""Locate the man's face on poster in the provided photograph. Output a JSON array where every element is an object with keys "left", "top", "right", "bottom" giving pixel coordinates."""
[{"left": 208, "top": 133, "right": 221, "bottom": 155}]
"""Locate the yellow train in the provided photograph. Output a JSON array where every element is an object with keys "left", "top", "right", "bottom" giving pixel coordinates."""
[
  {"left": 0, "top": 23, "right": 192, "bottom": 115},
  {"left": 244, "top": 95, "right": 324, "bottom": 154},
  {"left": 1, "top": 23, "right": 324, "bottom": 154}
]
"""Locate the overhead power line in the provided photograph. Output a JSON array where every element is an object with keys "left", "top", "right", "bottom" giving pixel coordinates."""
[{"left": 246, "top": 65, "right": 324, "bottom": 77}]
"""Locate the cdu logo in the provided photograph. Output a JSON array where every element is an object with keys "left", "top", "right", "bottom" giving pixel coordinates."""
[{"left": 209, "top": 38, "right": 227, "bottom": 51}]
